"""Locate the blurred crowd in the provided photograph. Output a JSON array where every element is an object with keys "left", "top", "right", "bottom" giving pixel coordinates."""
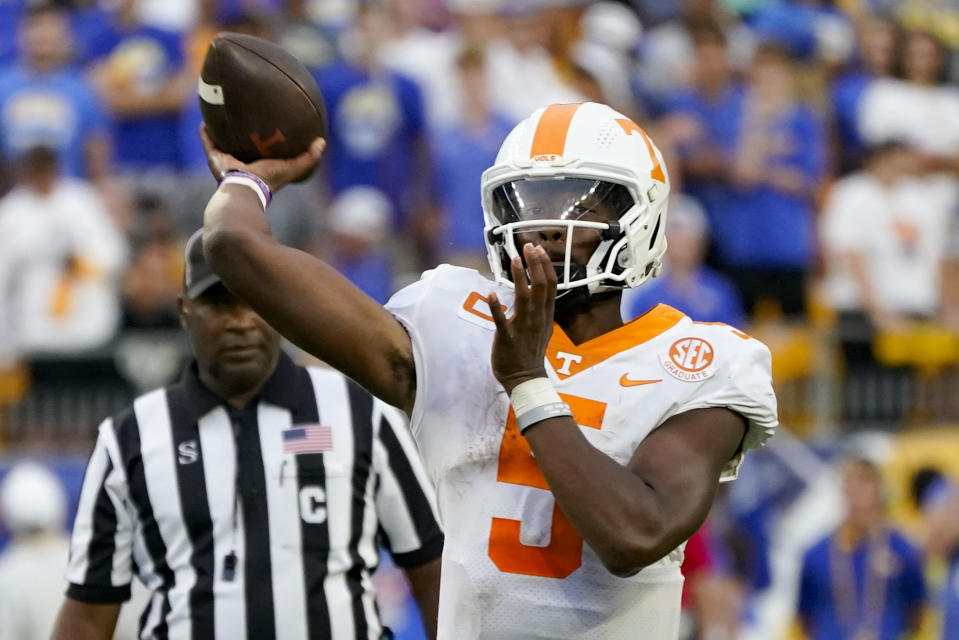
[{"left": 1, "top": 0, "right": 959, "bottom": 638}]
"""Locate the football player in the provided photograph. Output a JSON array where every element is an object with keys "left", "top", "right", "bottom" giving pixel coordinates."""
[{"left": 200, "top": 102, "right": 778, "bottom": 638}]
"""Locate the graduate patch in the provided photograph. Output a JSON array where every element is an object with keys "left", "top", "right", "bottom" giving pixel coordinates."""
[{"left": 661, "top": 337, "right": 717, "bottom": 382}]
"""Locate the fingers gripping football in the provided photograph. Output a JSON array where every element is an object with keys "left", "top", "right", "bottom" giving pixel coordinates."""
[
  {"left": 200, "top": 124, "right": 324, "bottom": 192},
  {"left": 487, "top": 244, "right": 557, "bottom": 394}
]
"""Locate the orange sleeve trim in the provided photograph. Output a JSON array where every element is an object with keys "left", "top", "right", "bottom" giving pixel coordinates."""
[
  {"left": 462, "top": 291, "right": 505, "bottom": 322},
  {"left": 692, "top": 321, "right": 752, "bottom": 340}
]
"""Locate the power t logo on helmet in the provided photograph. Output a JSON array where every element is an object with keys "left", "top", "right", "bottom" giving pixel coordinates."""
[{"left": 482, "top": 102, "right": 671, "bottom": 304}]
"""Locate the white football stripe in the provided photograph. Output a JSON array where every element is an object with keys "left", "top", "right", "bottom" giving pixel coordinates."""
[{"left": 198, "top": 78, "right": 225, "bottom": 105}]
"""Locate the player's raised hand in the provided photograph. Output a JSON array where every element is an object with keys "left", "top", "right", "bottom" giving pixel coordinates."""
[
  {"left": 200, "top": 124, "right": 324, "bottom": 192},
  {"left": 487, "top": 243, "right": 557, "bottom": 394}
]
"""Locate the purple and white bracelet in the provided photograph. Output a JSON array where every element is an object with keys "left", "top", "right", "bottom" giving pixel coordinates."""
[{"left": 219, "top": 170, "right": 272, "bottom": 210}]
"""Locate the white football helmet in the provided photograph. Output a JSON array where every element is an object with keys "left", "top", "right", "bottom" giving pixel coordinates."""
[{"left": 482, "top": 102, "right": 670, "bottom": 297}]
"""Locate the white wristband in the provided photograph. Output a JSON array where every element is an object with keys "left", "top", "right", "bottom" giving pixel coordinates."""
[
  {"left": 510, "top": 378, "right": 571, "bottom": 433},
  {"left": 220, "top": 175, "right": 268, "bottom": 210},
  {"left": 516, "top": 402, "right": 573, "bottom": 432}
]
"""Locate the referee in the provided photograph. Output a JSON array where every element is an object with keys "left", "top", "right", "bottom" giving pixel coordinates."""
[{"left": 51, "top": 230, "right": 443, "bottom": 640}]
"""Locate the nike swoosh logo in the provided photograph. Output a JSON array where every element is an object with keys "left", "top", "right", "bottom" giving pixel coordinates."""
[{"left": 619, "top": 374, "right": 662, "bottom": 387}]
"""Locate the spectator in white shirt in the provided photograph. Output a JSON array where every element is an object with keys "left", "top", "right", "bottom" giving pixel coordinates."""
[
  {"left": 821, "top": 140, "right": 957, "bottom": 332},
  {"left": 0, "top": 461, "right": 71, "bottom": 640},
  {"left": 0, "top": 460, "right": 145, "bottom": 640},
  {"left": 858, "top": 30, "right": 959, "bottom": 169},
  {"left": 0, "top": 146, "right": 127, "bottom": 365},
  {"left": 820, "top": 139, "right": 959, "bottom": 425}
]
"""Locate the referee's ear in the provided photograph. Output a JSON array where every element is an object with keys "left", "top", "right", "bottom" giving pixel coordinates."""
[{"left": 177, "top": 294, "right": 189, "bottom": 330}]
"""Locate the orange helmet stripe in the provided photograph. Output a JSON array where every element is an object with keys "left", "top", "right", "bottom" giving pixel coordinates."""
[{"left": 529, "top": 103, "right": 582, "bottom": 159}]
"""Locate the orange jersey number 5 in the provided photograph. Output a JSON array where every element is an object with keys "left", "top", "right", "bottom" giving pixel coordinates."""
[{"left": 488, "top": 394, "right": 606, "bottom": 578}]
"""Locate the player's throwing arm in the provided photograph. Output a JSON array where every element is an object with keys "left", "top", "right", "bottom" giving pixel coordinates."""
[{"left": 197, "top": 34, "right": 418, "bottom": 413}]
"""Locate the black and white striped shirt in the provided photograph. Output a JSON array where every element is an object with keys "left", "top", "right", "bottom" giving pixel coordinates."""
[{"left": 66, "top": 353, "right": 443, "bottom": 640}]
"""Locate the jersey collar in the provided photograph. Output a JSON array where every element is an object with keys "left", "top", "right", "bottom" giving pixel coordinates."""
[
  {"left": 175, "top": 351, "right": 302, "bottom": 423},
  {"left": 546, "top": 303, "right": 685, "bottom": 380}
]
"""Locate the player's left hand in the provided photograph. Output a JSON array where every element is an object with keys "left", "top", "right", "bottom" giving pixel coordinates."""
[{"left": 487, "top": 243, "right": 557, "bottom": 394}]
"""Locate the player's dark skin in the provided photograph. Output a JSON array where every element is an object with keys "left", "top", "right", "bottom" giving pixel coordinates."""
[
  {"left": 200, "top": 128, "right": 747, "bottom": 577},
  {"left": 51, "top": 281, "right": 441, "bottom": 640}
]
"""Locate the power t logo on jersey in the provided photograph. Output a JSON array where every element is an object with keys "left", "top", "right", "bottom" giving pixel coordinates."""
[
  {"left": 662, "top": 337, "right": 717, "bottom": 381},
  {"left": 551, "top": 351, "right": 583, "bottom": 377}
]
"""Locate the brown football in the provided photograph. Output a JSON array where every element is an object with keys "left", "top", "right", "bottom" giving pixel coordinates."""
[{"left": 198, "top": 32, "right": 327, "bottom": 164}]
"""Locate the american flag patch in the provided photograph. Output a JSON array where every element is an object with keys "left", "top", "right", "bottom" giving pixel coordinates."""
[{"left": 282, "top": 424, "right": 333, "bottom": 454}]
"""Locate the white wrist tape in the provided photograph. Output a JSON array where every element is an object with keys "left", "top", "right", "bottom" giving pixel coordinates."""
[
  {"left": 220, "top": 174, "right": 269, "bottom": 210},
  {"left": 510, "top": 378, "right": 572, "bottom": 433}
]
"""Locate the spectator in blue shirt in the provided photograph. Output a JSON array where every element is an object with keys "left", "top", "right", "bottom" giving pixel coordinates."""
[
  {"left": 0, "top": 0, "right": 26, "bottom": 66},
  {"left": 0, "top": 4, "right": 111, "bottom": 182},
  {"left": 747, "top": 0, "right": 850, "bottom": 62},
  {"left": 319, "top": 186, "right": 395, "bottom": 304},
  {"left": 87, "top": 0, "right": 190, "bottom": 173},
  {"left": 921, "top": 470, "right": 959, "bottom": 640},
  {"left": 431, "top": 45, "right": 512, "bottom": 271},
  {"left": 67, "top": 0, "right": 118, "bottom": 68},
  {"left": 207, "top": 0, "right": 286, "bottom": 26},
  {"left": 623, "top": 193, "right": 744, "bottom": 327},
  {"left": 721, "top": 41, "right": 826, "bottom": 318},
  {"left": 798, "top": 456, "right": 926, "bottom": 640},
  {"left": 831, "top": 16, "right": 901, "bottom": 174},
  {"left": 658, "top": 23, "right": 742, "bottom": 248},
  {"left": 313, "top": 1, "right": 431, "bottom": 240}
]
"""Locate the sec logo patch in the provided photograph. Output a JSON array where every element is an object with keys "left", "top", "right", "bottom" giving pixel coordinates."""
[{"left": 661, "top": 337, "right": 716, "bottom": 381}]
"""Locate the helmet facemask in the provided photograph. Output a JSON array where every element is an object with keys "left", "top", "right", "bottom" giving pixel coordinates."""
[{"left": 484, "top": 176, "right": 666, "bottom": 299}]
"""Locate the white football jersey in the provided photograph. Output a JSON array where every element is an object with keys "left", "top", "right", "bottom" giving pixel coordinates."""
[{"left": 386, "top": 265, "right": 778, "bottom": 639}]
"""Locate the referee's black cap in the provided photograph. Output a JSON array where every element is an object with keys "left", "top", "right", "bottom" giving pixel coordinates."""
[{"left": 183, "top": 229, "right": 222, "bottom": 299}]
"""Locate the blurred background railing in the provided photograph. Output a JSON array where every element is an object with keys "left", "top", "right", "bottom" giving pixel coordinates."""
[{"left": 5, "top": 322, "right": 959, "bottom": 448}]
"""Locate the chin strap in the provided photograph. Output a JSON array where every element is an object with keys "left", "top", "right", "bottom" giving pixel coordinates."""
[
  {"left": 552, "top": 264, "right": 593, "bottom": 318},
  {"left": 553, "top": 264, "right": 586, "bottom": 299}
]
